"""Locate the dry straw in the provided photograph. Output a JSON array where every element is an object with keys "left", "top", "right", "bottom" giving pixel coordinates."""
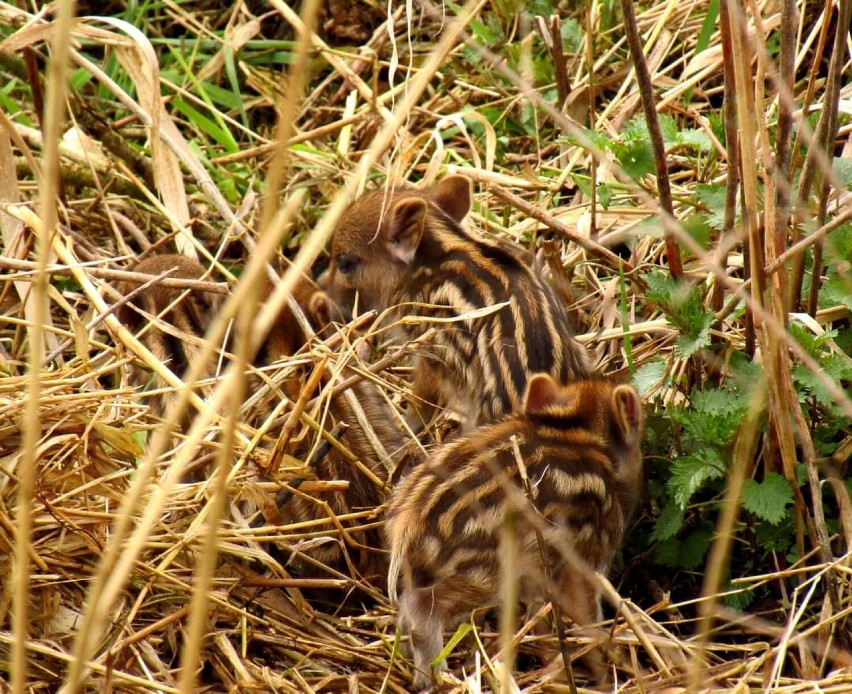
[{"left": 0, "top": 0, "right": 850, "bottom": 691}]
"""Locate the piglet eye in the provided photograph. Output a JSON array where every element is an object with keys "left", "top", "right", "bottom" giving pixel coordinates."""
[{"left": 336, "top": 253, "right": 359, "bottom": 276}]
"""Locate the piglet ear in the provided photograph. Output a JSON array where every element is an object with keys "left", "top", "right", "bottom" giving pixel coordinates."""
[
  {"left": 524, "top": 373, "right": 564, "bottom": 414},
  {"left": 307, "top": 290, "right": 332, "bottom": 327},
  {"left": 611, "top": 385, "right": 644, "bottom": 445},
  {"left": 386, "top": 197, "right": 427, "bottom": 264},
  {"left": 433, "top": 175, "right": 472, "bottom": 223}
]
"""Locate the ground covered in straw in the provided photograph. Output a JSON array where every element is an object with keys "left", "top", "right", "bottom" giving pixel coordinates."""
[{"left": 0, "top": 0, "right": 850, "bottom": 691}]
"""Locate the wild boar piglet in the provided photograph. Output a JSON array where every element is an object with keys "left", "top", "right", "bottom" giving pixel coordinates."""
[
  {"left": 385, "top": 374, "right": 645, "bottom": 689},
  {"left": 320, "top": 175, "right": 592, "bottom": 430},
  {"left": 117, "top": 254, "right": 406, "bottom": 578}
]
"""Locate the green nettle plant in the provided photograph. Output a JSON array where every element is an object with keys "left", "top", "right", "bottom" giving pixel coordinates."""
[{"left": 633, "top": 263, "right": 850, "bottom": 608}]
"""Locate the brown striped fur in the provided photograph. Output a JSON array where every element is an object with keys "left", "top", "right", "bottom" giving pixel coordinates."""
[
  {"left": 385, "top": 375, "right": 644, "bottom": 689},
  {"left": 116, "top": 254, "right": 406, "bottom": 580},
  {"left": 115, "top": 254, "right": 328, "bottom": 411},
  {"left": 319, "top": 175, "right": 592, "bottom": 430}
]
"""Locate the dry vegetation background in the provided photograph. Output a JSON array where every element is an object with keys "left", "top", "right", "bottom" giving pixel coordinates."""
[{"left": 0, "top": 0, "right": 850, "bottom": 691}]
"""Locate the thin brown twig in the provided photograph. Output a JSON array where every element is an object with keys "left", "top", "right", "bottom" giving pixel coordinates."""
[
  {"left": 0, "top": 256, "right": 230, "bottom": 294},
  {"left": 807, "top": 0, "right": 852, "bottom": 317},
  {"left": 619, "top": 0, "right": 682, "bottom": 279},
  {"left": 489, "top": 184, "right": 633, "bottom": 272}
]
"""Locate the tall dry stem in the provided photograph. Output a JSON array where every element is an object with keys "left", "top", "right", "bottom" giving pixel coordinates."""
[{"left": 15, "top": 1, "right": 76, "bottom": 692}]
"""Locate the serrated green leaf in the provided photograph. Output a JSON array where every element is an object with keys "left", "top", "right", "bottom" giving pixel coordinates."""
[
  {"left": 691, "top": 387, "right": 750, "bottom": 416},
  {"left": 668, "top": 450, "right": 725, "bottom": 508},
  {"left": 695, "top": 183, "right": 729, "bottom": 231},
  {"left": 674, "top": 319, "right": 712, "bottom": 358},
  {"left": 824, "top": 222, "right": 852, "bottom": 261},
  {"left": 681, "top": 214, "right": 713, "bottom": 251},
  {"left": 742, "top": 473, "right": 793, "bottom": 525},
  {"left": 676, "top": 129, "right": 713, "bottom": 151},
  {"left": 679, "top": 528, "right": 713, "bottom": 569},
  {"left": 614, "top": 138, "right": 655, "bottom": 180},
  {"left": 722, "top": 584, "right": 754, "bottom": 610},
  {"left": 632, "top": 215, "right": 666, "bottom": 238},
  {"left": 696, "top": 183, "right": 727, "bottom": 210},
  {"left": 562, "top": 126, "right": 609, "bottom": 152},
  {"left": 622, "top": 117, "right": 650, "bottom": 143},
  {"left": 654, "top": 538, "right": 684, "bottom": 568},
  {"left": 463, "top": 45, "right": 483, "bottom": 66},
  {"left": 633, "top": 360, "right": 667, "bottom": 399},
  {"left": 643, "top": 270, "right": 676, "bottom": 305},
  {"left": 729, "top": 350, "right": 763, "bottom": 386},
  {"left": 642, "top": 270, "right": 714, "bottom": 341},
  {"left": 820, "top": 274, "right": 852, "bottom": 312},
  {"left": 832, "top": 157, "right": 852, "bottom": 189},
  {"left": 659, "top": 114, "right": 679, "bottom": 144},
  {"left": 673, "top": 387, "right": 751, "bottom": 444},
  {"left": 560, "top": 18, "right": 582, "bottom": 52},
  {"left": 788, "top": 322, "right": 821, "bottom": 358},
  {"left": 650, "top": 502, "right": 685, "bottom": 542},
  {"left": 793, "top": 359, "right": 852, "bottom": 410},
  {"left": 657, "top": 529, "right": 712, "bottom": 569}
]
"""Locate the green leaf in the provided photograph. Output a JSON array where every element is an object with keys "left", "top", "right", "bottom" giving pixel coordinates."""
[
  {"left": 672, "top": 386, "right": 751, "bottom": 444},
  {"left": 788, "top": 322, "right": 822, "bottom": 358},
  {"left": 642, "top": 270, "right": 714, "bottom": 343},
  {"left": 622, "top": 117, "right": 650, "bottom": 143},
  {"left": 643, "top": 270, "right": 677, "bottom": 305},
  {"left": 650, "top": 502, "right": 685, "bottom": 542},
  {"left": 560, "top": 18, "right": 582, "bottom": 53},
  {"left": 659, "top": 114, "right": 679, "bottom": 144},
  {"left": 824, "top": 222, "right": 852, "bottom": 261},
  {"left": 683, "top": 0, "right": 719, "bottom": 104},
  {"left": 695, "top": 183, "right": 729, "bottom": 231},
  {"left": 674, "top": 315, "right": 713, "bottom": 358},
  {"left": 171, "top": 97, "right": 238, "bottom": 153},
  {"left": 832, "top": 157, "right": 852, "bottom": 189},
  {"left": 728, "top": 350, "right": 763, "bottom": 387},
  {"left": 679, "top": 528, "right": 713, "bottom": 569},
  {"left": 793, "top": 357, "right": 852, "bottom": 410},
  {"left": 633, "top": 359, "right": 667, "bottom": 398},
  {"left": 447, "top": 0, "right": 501, "bottom": 42},
  {"left": 695, "top": 0, "right": 720, "bottom": 55},
  {"left": 598, "top": 183, "right": 613, "bottom": 210},
  {"left": 722, "top": 584, "right": 754, "bottom": 610},
  {"left": 562, "top": 126, "right": 609, "bottom": 151},
  {"left": 654, "top": 538, "right": 683, "bottom": 568},
  {"left": 614, "top": 137, "right": 655, "bottom": 180},
  {"left": 680, "top": 214, "right": 713, "bottom": 251},
  {"left": 691, "top": 387, "right": 750, "bottom": 417},
  {"left": 436, "top": 622, "right": 474, "bottom": 665},
  {"left": 742, "top": 473, "right": 794, "bottom": 525},
  {"left": 820, "top": 274, "right": 852, "bottom": 312},
  {"left": 655, "top": 529, "right": 712, "bottom": 569},
  {"left": 676, "top": 129, "right": 713, "bottom": 152},
  {"left": 667, "top": 450, "right": 725, "bottom": 508}
]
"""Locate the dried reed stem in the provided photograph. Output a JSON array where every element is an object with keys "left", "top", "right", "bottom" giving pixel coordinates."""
[
  {"left": 15, "top": 1, "right": 76, "bottom": 692},
  {"left": 619, "top": 0, "right": 682, "bottom": 279}
]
